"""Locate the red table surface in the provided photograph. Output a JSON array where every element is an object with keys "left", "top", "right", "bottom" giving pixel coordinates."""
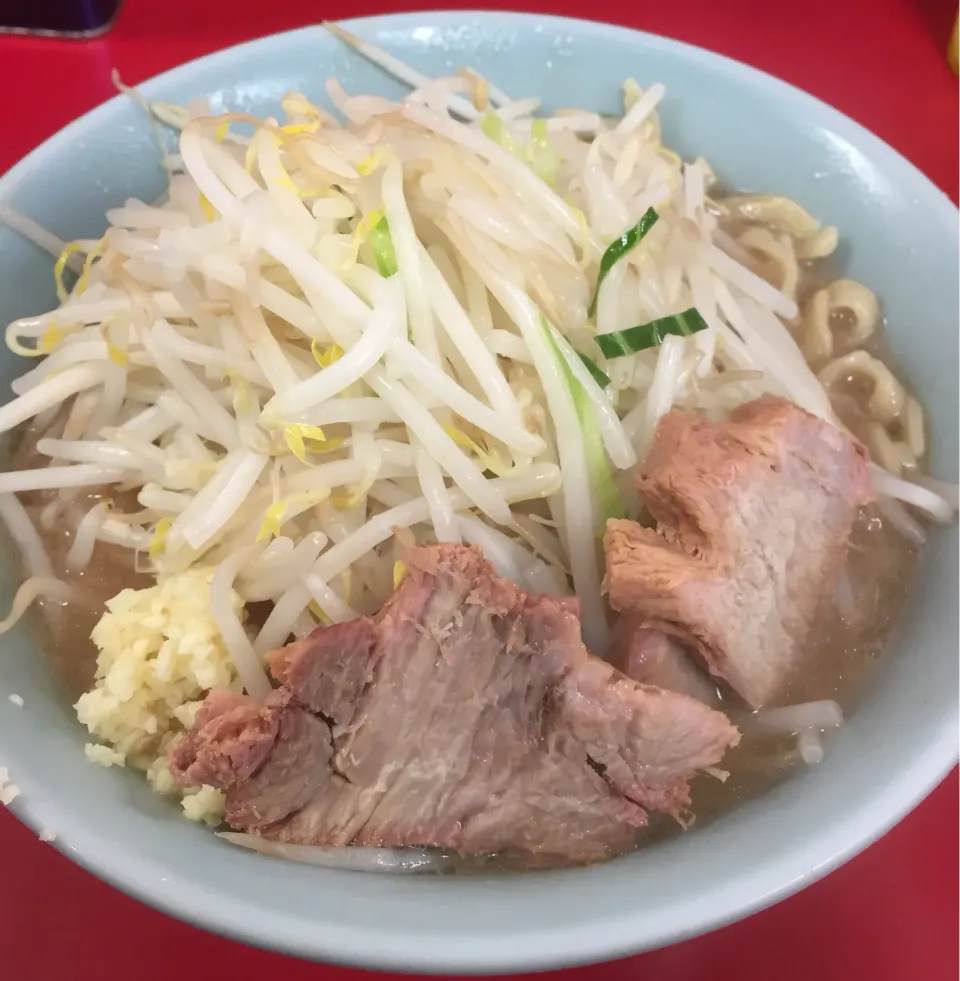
[{"left": 0, "top": 1, "right": 957, "bottom": 979}]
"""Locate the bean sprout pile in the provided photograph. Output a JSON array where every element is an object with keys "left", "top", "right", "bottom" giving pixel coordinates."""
[{"left": 0, "top": 23, "right": 954, "bottom": 698}]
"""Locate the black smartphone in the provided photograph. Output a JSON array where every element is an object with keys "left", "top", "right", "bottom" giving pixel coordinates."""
[{"left": 0, "top": 0, "right": 124, "bottom": 37}]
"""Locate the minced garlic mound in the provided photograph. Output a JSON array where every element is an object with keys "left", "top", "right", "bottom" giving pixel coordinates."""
[{"left": 75, "top": 568, "right": 243, "bottom": 826}]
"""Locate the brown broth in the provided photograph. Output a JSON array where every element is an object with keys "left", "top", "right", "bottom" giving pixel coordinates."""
[
  {"left": 7, "top": 423, "right": 151, "bottom": 699},
  {"left": 25, "top": 501, "right": 150, "bottom": 699}
]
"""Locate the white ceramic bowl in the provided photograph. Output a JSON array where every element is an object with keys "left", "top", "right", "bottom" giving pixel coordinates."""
[{"left": 0, "top": 13, "right": 956, "bottom": 975}]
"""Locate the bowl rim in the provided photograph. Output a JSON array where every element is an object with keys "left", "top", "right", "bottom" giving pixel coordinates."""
[{"left": 0, "top": 10, "right": 957, "bottom": 974}]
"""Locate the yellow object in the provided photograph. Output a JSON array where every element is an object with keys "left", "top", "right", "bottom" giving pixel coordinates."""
[
  {"left": 950, "top": 15, "right": 958, "bottom": 75},
  {"left": 256, "top": 500, "right": 290, "bottom": 542},
  {"left": 198, "top": 193, "right": 216, "bottom": 221},
  {"left": 474, "top": 76, "right": 490, "bottom": 111},
  {"left": 104, "top": 330, "right": 130, "bottom": 368},
  {"left": 357, "top": 148, "right": 391, "bottom": 176},
  {"left": 53, "top": 241, "right": 86, "bottom": 303},
  {"left": 311, "top": 341, "right": 344, "bottom": 368},
  {"left": 5, "top": 319, "right": 68, "bottom": 357},
  {"left": 39, "top": 321, "right": 66, "bottom": 354},
  {"left": 74, "top": 568, "right": 240, "bottom": 824},
  {"left": 76, "top": 239, "right": 106, "bottom": 295},
  {"left": 147, "top": 518, "right": 172, "bottom": 559},
  {"left": 282, "top": 423, "right": 328, "bottom": 464},
  {"left": 443, "top": 425, "right": 510, "bottom": 476},
  {"left": 279, "top": 121, "right": 321, "bottom": 137},
  {"left": 255, "top": 488, "right": 331, "bottom": 542}
]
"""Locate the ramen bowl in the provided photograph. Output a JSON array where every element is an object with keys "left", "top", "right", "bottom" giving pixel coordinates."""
[{"left": 0, "top": 12, "right": 956, "bottom": 974}]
